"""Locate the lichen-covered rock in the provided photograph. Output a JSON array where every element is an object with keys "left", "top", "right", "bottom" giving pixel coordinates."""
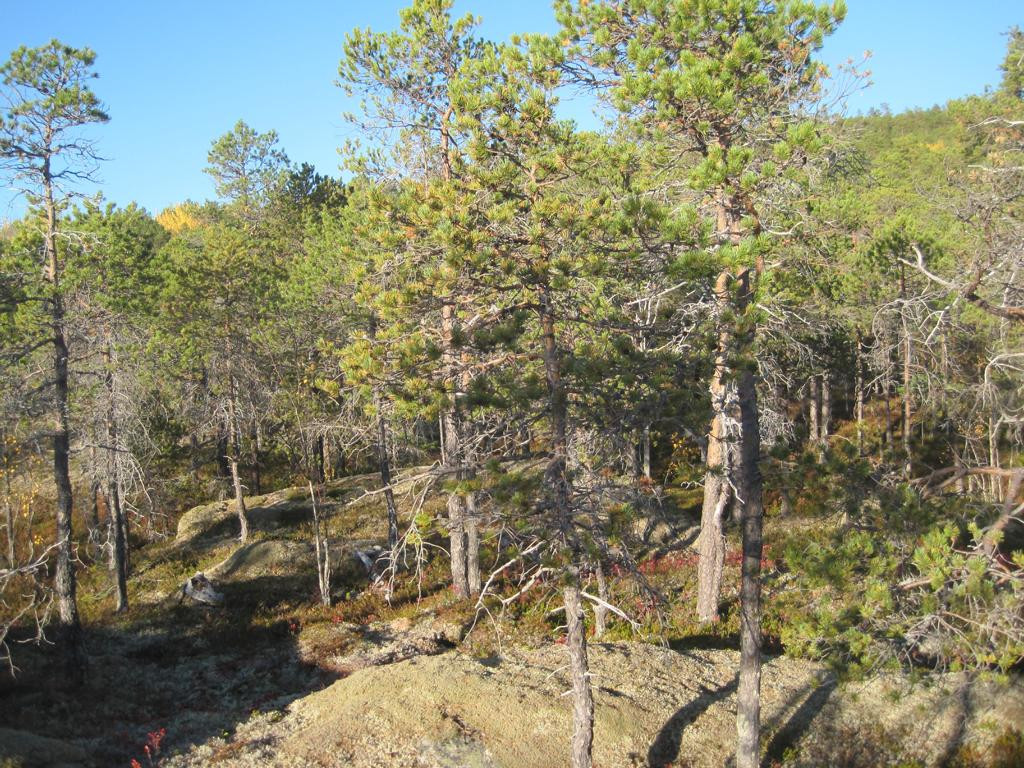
[
  {"left": 160, "top": 642, "right": 1024, "bottom": 768},
  {"left": 162, "top": 643, "right": 825, "bottom": 768},
  {"left": 174, "top": 499, "right": 235, "bottom": 545}
]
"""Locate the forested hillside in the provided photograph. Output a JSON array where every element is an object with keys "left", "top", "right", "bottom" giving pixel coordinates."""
[{"left": 1, "top": 3, "right": 1022, "bottom": 767}]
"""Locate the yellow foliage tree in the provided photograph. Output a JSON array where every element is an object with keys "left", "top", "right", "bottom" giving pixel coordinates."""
[{"left": 156, "top": 202, "right": 201, "bottom": 234}]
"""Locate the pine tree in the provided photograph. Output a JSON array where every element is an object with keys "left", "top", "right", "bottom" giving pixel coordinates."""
[
  {"left": 339, "top": 0, "right": 493, "bottom": 594},
  {"left": 0, "top": 40, "right": 109, "bottom": 684},
  {"left": 554, "top": 2, "right": 846, "bottom": 764}
]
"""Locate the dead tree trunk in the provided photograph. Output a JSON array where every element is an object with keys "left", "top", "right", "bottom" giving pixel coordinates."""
[
  {"left": 808, "top": 374, "right": 820, "bottom": 449},
  {"left": 855, "top": 330, "right": 865, "bottom": 455},
  {"left": 902, "top": 319, "right": 913, "bottom": 478},
  {"left": 216, "top": 422, "right": 231, "bottom": 494},
  {"left": 102, "top": 338, "right": 128, "bottom": 612},
  {"left": 309, "top": 481, "right": 332, "bottom": 606},
  {"left": 594, "top": 558, "right": 609, "bottom": 638},
  {"left": 3, "top": 449, "right": 14, "bottom": 568},
  {"left": 820, "top": 374, "right": 831, "bottom": 444},
  {"left": 884, "top": 376, "right": 894, "bottom": 449},
  {"left": 697, "top": 270, "right": 735, "bottom": 624},
  {"left": 226, "top": 376, "right": 250, "bottom": 543}
]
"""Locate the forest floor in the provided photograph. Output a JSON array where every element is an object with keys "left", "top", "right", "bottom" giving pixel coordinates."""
[{"left": 1, "top": 463, "right": 1022, "bottom": 768}]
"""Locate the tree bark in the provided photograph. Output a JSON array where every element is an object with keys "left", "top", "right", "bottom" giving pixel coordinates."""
[
  {"left": 697, "top": 270, "right": 734, "bottom": 624},
  {"left": 367, "top": 316, "right": 399, "bottom": 556},
  {"left": 902, "top": 320, "right": 913, "bottom": 478},
  {"left": 624, "top": 433, "right": 639, "bottom": 479},
  {"left": 226, "top": 379, "right": 250, "bottom": 543},
  {"left": 216, "top": 422, "right": 231, "bottom": 493},
  {"left": 855, "top": 330, "right": 865, "bottom": 455},
  {"left": 564, "top": 580, "right": 594, "bottom": 768},
  {"left": 820, "top": 374, "right": 831, "bottom": 443},
  {"left": 735, "top": 364, "right": 764, "bottom": 768},
  {"left": 3, "top": 450, "right": 14, "bottom": 568},
  {"left": 594, "top": 558, "right": 609, "bottom": 639},
  {"left": 884, "top": 378, "right": 894, "bottom": 449},
  {"left": 441, "top": 301, "right": 470, "bottom": 597},
  {"left": 314, "top": 434, "right": 326, "bottom": 485},
  {"left": 103, "top": 338, "right": 128, "bottom": 612},
  {"left": 447, "top": 492, "right": 468, "bottom": 596},
  {"left": 42, "top": 164, "right": 85, "bottom": 685},
  {"left": 251, "top": 423, "right": 263, "bottom": 495},
  {"left": 87, "top": 443, "right": 102, "bottom": 561},
  {"left": 466, "top": 491, "right": 481, "bottom": 595},
  {"left": 899, "top": 265, "right": 913, "bottom": 477},
  {"left": 808, "top": 374, "right": 820, "bottom": 448},
  {"left": 309, "top": 481, "right": 332, "bottom": 606},
  {"left": 642, "top": 424, "right": 652, "bottom": 480},
  {"left": 540, "top": 284, "right": 593, "bottom": 768}
]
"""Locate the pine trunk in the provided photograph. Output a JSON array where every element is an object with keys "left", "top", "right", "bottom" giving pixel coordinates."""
[
  {"left": 564, "top": 580, "right": 595, "bottom": 768},
  {"left": 367, "top": 316, "right": 399, "bottom": 557},
  {"left": 87, "top": 443, "right": 101, "bottom": 560},
  {"left": 466, "top": 491, "right": 481, "bottom": 595},
  {"left": 441, "top": 301, "right": 469, "bottom": 597},
  {"left": 376, "top": 397, "right": 399, "bottom": 555},
  {"left": 251, "top": 425, "right": 262, "bottom": 496},
  {"left": 46, "top": 176, "right": 85, "bottom": 685},
  {"left": 447, "top": 492, "right": 468, "bottom": 596},
  {"left": 735, "top": 364, "right": 764, "bottom": 768},
  {"left": 734, "top": 268, "right": 764, "bottom": 768},
  {"left": 540, "top": 285, "right": 593, "bottom": 768}
]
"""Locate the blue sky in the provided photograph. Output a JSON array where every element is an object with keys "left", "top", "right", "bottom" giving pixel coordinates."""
[{"left": 0, "top": 1, "right": 1019, "bottom": 221}]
